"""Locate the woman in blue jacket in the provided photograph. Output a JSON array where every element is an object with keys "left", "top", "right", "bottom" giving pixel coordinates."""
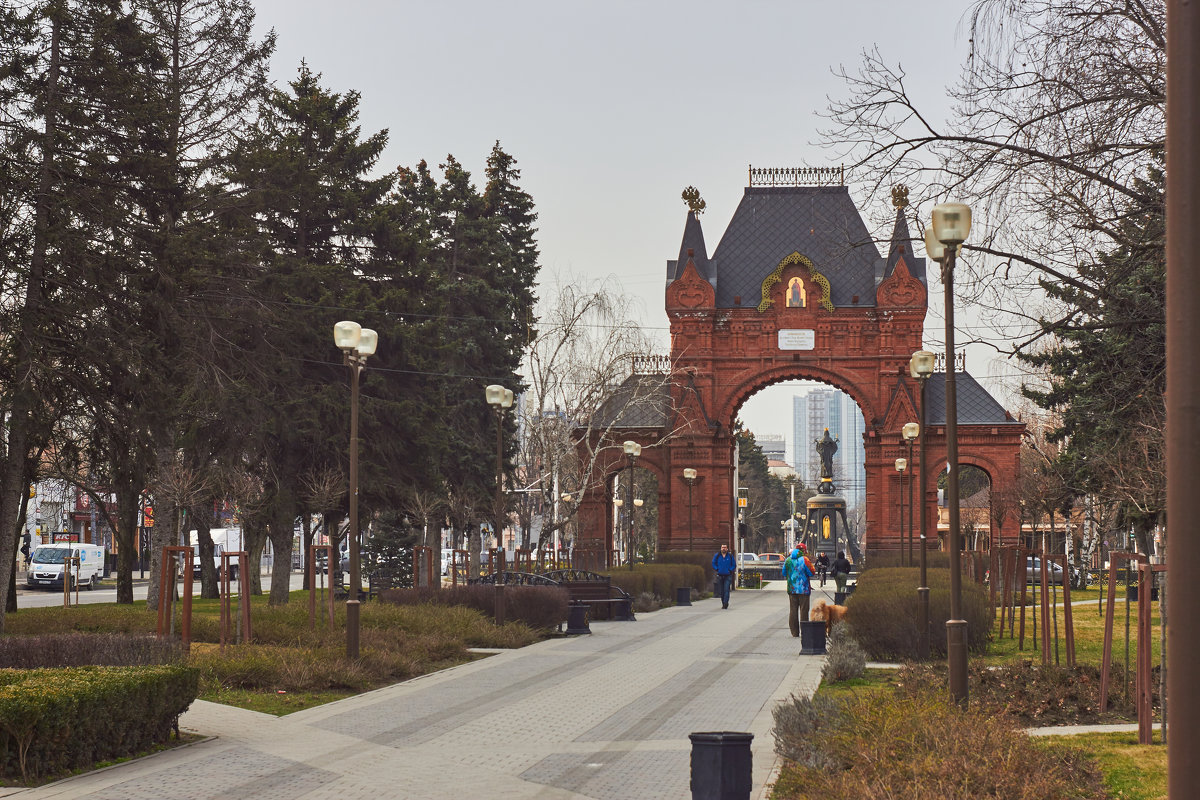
[{"left": 783, "top": 546, "right": 814, "bottom": 637}]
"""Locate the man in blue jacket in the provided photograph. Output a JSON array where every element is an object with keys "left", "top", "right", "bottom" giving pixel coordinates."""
[
  {"left": 784, "top": 546, "right": 815, "bottom": 637},
  {"left": 712, "top": 543, "right": 736, "bottom": 609}
]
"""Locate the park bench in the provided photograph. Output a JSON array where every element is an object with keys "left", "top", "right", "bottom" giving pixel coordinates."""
[
  {"left": 540, "top": 569, "right": 635, "bottom": 621},
  {"left": 471, "top": 569, "right": 635, "bottom": 622},
  {"left": 366, "top": 565, "right": 410, "bottom": 599}
]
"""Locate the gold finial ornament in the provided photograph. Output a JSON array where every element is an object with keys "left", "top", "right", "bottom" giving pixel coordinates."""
[
  {"left": 682, "top": 186, "right": 706, "bottom": 215},
  {"left": 891, "top": 185, "right": 910, "bottom": 208}
]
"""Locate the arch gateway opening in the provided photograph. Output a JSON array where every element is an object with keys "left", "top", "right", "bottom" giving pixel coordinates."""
[{"left": 574, "top": 171, "right": 1024, "bottom": 563}]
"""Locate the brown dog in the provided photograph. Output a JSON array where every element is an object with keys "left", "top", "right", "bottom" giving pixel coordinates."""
[{"left": 809, "top": 600, "right": 848, "bottom": 634}]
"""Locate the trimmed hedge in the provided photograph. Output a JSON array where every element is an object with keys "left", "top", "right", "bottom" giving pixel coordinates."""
[
  {"left": 602, "top": 563, "right": 708, "bottom": 600},
  {"left": 0, "top": 665, "right": 198, "bottom": 781},
  {"left": 656, "top": 551, "right": 715, "bottom": 584},
  {"left": 378, "top": 585, "right": 568, "bottom": 630},
  {"left": 862, "top": 551, "right": 951, "bottom": 571},
  {"left": 0, "top": 633, "right": 182, "bottom": 668},
  {"left": 845, "top": 567, "right": 991, "bottom": 661}
]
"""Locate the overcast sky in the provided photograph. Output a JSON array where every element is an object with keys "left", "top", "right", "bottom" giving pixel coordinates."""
[{"left": 251, "top": 0, "right": 1010, "bottom": 464}]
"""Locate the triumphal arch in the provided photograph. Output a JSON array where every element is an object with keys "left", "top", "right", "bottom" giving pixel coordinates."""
[{"left": 573, "top": 169, "right": 1023, "bottom": 562}]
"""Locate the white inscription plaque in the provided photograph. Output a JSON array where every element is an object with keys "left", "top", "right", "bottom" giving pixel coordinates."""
[{"left": 778, "top": 329, "right": 816, "bottom": 351}]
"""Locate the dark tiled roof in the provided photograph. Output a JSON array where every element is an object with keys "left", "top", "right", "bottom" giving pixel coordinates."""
[
  {"left": 589, "top": 373, "right": 673, "bottom": 429},
  {"left": 667, "top": 210, "right": 712, "bottom": 284},
  {"left": 883, "top": 208, "right": 927, "bottom": 284},
  {"left": 707, "top": 186, "right": 882, "bottom": 307},
  {"left": 923, "top": 372, "right": 1021, "bottom": 426}
]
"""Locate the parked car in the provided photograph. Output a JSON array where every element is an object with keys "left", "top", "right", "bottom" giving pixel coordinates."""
[
  {"left": 1025, "top": 556, "right": 1065, "bottom": 585},
  {"left": 737, "top": 552, "right": 759, "bottom": 568},
  {"left": 758, "top": 552, "right": 786, "bottom": 563}
]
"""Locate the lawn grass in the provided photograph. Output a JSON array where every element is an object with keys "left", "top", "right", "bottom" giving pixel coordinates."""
[
  {"left": 1035, "top": 730, "right": 1166, "bottom": 800},
  {"left": 812, "top": 667, "right": 896, "bottom": 702},
  {"left": 985, "top": 593, "right": 1161, "bottom": 669},
  {"left": 4, "top": 589, "right": 541, "bottom": 714}
]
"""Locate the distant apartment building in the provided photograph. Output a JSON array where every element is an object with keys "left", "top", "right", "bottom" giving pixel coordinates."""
[
  {"left": 792, "top": 388, "right": 865, "bottom": 511},
  {"left": 757, "top": 433, "right": 785, "bottom": 462}
]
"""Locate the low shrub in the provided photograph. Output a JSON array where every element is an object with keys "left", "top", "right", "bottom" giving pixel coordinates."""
[
  {"left": 633, "top": 591, "right": 661, "bottom": 613},
  {"left": 377, "top": 584, "right": 568, "bottom": 631},
  {"left": 603, "top": 563, "right": 707, "bottom": 600},
  {"left": 821, "top": 622, "right": 866, "bottom": 683},
  {"left": 0, "top": 665, "right": 198, "bottom": 782},
  {"left": 845, "top": 567, "right": 991, "bottom": 661},
  {"left": 0, "top": 633, "right": 182, "bottom": 668},
  {"left": 771, "top": 694, "right": 844, "bottom": 769},
  {"left": 771, "top": 685, "right": 1107, "bottom": 799}
]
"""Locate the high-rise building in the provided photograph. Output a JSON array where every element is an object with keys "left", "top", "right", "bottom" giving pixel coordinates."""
[{"left": 793, "top": 387, "right": 865, "bottom": 511}]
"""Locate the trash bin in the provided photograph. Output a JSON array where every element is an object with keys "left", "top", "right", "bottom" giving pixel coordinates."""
[
  {"left": 676, "top": 586, "right": 692, "bottom": 606},
  {"left": 800, "top": 620, "right": 826, "bottom": 655},
  {"left": 565, "top": 601, "right": 591, "bottom": 635},
  {"left": 689, "top": 731, "right": 753, "bottom": 800}
]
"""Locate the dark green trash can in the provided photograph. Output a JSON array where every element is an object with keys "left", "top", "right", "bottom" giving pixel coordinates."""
[{"left": 689, "top": 731, "right": 753, "bottom": 800}]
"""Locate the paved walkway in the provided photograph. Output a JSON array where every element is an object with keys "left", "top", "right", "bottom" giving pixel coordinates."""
[{"left": 8, "top": 584, "right": 830, "bottom": 800}]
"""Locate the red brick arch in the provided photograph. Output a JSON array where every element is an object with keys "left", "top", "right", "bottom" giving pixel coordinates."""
[{"left": 572, "top": 185, "right": 1023, "bottom": 561}]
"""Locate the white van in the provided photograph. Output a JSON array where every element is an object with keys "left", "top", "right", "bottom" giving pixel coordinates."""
[{"left": 26, "top": 543, "right": 105, "bottom": 590}]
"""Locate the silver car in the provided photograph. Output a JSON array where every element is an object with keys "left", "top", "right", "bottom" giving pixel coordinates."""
[{"left": 1025, "top": 556, "right": 1065, "bottom": 585}]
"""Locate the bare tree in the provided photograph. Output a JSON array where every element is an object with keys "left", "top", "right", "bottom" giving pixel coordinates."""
[
  {"left": 144, "top": 458, "right": 211, "bottom": 611},
  {"left": 822, "top": 0, "right": 1164, "bottom": 345},
  {"left": 299, "top": 465, "right": 346, "bottom": 587},
  {"left": 517, "top": 276, "right": 682, "bottom": 561}
]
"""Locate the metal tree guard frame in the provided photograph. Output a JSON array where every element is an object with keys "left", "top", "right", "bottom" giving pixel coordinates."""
[
  {"left": 156, "top": 546, "right": 194, "bottom": 651},
  {"left": 220, "top": 550, "right": 252, "bottom": 647}
]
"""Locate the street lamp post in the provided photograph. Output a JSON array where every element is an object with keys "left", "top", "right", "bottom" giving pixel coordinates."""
[
  {"left": 333, "top": 320, "right": 378, "bottom": 660},
  {"left": 927, "top": 202, "right": 972, "bottom": 705},
  {"left": 485, "top": 385, "right": 514, "bottom": 557},
  {"left": 903, "top": 423, "right": 919, "bottom": 566},
  {"left": 908, "top": 350, "right": 935, "bottom": 660},
  {"left": 683, "top": 468, "right": 697, "bottom": 551},
  {"left": 631, "top": 497, "right": 643, "bottom": 570},
  {"left": 895, "top": 458, "right": 907, "bottom": 565},
  {"left": 623, "top": 441, "right": 641, "bottom": 569}
]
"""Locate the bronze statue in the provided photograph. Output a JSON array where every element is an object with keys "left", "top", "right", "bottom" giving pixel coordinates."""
[{"left": 815, "top": 428, "right": 838, "bottom": 484}]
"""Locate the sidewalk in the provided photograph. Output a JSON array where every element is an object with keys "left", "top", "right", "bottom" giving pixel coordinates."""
[{"left": 5, "top": 586, "right": 834, "bottom": 800}]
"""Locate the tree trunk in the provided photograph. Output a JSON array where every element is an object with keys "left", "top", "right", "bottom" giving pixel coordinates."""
[
  {"left": 268, "top": 497, "right": 294, "bottom": 605},
  {"left": 194, "top": 506, "right": 218, "bottom": 599},
  {"left": 146, "top": 492, "right": 179, "bottom": 613},
  {"left": 243, "top": 518, "right": 268, "bottom": 595},
  {"left": 113, "top": 483, "right": 141, "bottom": 604}
]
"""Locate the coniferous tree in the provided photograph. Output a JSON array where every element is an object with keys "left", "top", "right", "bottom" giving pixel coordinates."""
[
  {"left": 1020, "top": 163, "right": 1165, "bottom": 553},
  {"left": 0, "top": 0, "right": 173, "bottom": 618},
  {"left": 228, "top": 63, "right": 395, "bottom": 603}
]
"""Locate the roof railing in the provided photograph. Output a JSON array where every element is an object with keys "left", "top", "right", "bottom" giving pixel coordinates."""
[
  {"left": 935, "top": 352, "right": 966, "bottom": 372},
  {"left": 748, "top": 165, "right": 845, "bottom": 187},
  {"left": 630, "top": 354, "right": 671, "bottom": 375}
]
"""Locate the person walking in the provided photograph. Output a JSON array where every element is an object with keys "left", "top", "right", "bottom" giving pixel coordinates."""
[
  {"left": 832, "top": 551, "right": 853, "bottom": 594},
  {"left": 784, "top": 545, "right": 814, "bottom": 637},
  {"left": 815, "top": 551, "right": 829, "bottom": 587},
  {"left": 712, "top": 543, "right": 736, "bottom": 609}
]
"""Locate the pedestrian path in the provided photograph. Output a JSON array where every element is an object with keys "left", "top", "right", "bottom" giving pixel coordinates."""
[{"left": 8, "top": 586, "right": 835, "bottom": 800}]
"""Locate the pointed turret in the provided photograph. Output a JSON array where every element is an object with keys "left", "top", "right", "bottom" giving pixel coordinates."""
[
  {"left": 666, "top": 210, "right": 711, "bottom": 284},
  {"left": 882, "top": 205, "right": 926, "bottom": 284}
]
